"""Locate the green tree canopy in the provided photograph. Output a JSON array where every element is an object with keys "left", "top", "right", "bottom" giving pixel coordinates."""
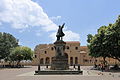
[
  {"left": 87, "top": 26, "right": 109, "bottom": 62},
  {"left": 87, "top": 15, "right": 120, "bottom": 62},
  {"left": 0, "top": 32, "right": 18, "bottom": 60},
  {"left": 105, "top": 16, "right": 120, "bottom": 61},
  {"left": 10, "top": 46, "right": 33, "bottom": 65}
]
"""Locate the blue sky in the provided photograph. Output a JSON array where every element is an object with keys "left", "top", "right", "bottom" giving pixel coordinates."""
[{"left": 0, "top": 0, "right": 120, "bottom": 49}]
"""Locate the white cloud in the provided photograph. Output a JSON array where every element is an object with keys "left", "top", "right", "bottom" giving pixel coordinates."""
[
  {"left": 50, "top": 30, "right": 80, "bottom": 42},
  {"left": 18, "top": 28, "right": 31, "bottom": 33},
  {"left": 0, "top": 0, "right": 80, "bottom": 42},
  {"left": 0, "top": 0, "right": 58, "bottom": 31},
  {"left": 36, "top": 31, "right": 42, "bottom": 36},
  {"left": 64, "top": 30, "right": 80, "bottom": 41},
  {"left": 50, "top": 16, "right": 61, "bottom": 20},
  {"left": 19, "top": 29, "right": 25, "bottom": 33},
  {"left": 18, "top": 41, "right": 22, "bottom": 46},
  {"left": 36, "top": 33, "right": 41, "bottom": 36},
  {"left": 0, "top": 22, "right": 2, "bottom": 26}
]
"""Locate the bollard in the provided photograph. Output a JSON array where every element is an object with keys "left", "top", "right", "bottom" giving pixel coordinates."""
[
  {"left": 46, "top": 65, "right": 48, "bottom": 68},
  {"left": 38, "top": 65, "right": 40, "bottom": 71},
  {"left": 78, "top": 65, "right": 80, "bottom": 71},
  {"left": 73, "top": 64, "right": 75, "bottom": 69}
]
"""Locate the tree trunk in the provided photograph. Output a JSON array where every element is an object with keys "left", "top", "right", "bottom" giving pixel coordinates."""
[
  {"left": 103, "top": 57, "right": 106, "bottom": 65},
  {"left": 17, "top": 60, "right": 20, "bottom": 67}
]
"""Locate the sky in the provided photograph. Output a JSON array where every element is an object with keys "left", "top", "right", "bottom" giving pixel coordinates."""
[{"left": 0, "top": 0, "right": 120, "bottom": 49}]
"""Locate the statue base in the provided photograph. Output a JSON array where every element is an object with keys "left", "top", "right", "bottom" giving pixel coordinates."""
[
  {"left": 51, "top": 40, "right": 69, "bottom": 70},
  {"left": 35, "top": 70, "right": 83, "bottom": 75},
  {"left": 51, "top": 56, "right": 69, "bottom": 70}
]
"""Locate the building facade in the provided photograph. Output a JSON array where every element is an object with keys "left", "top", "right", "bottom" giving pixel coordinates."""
[{"left": 32, "top": 41, "right": 120, "bottom": 66}]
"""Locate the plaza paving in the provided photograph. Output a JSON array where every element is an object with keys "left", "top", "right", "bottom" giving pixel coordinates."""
[{"left": 0, "top": 66, "right": 120, "bottom": 80}]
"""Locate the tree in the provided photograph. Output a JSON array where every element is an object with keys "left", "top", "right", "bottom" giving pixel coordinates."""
[
  {"left": 105, "top": 16, "right": 120, "bottom": 61},
  {"left": 87, "top": 34, "right": 93, "bottom": 43},
  {"left": 0, "top": 32, "right": 18, "bottom": 60},
  {"left": 87, "top": 15, "right": 120, "bottom": 63},
  {"left": 87, "top": 26, "right": 110, "bottom": 64},
  {"left": 9, "top": 46, "right": 33, "bottom": 66}
]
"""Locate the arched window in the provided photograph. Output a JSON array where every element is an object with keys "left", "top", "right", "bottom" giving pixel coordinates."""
[
  {"left": 45, "top": 51, "right": 47, "bottom": 54},
  {"left": 51, "top": 47, "right": 54, "bottom": 50},
  {"left": 40, "top": 58, "right": 44, "bottom": 64},
  {"left": 34, "top": 55, "right": 37, "bottom": 58},
  {"left": 66, "top": 46, "right": 69, "bottom": 49},
  {"left": 45, "top": 57, "right": 50, "bottom": 64},
  {"left": 75, "top": 57, "right": 78, "bottom": 64},
  {"left": 75, "top": 47, "right": 78, "bottom": 50},
  {"left": 70, "top": 57, "right": 73, "bottom": 65}
]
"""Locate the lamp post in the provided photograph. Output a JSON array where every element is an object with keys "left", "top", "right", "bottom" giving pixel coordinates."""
[{"left": 37, "top": 51, "right": 40, "bottom": 71}]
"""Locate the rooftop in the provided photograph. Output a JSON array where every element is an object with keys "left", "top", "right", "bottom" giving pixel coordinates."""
[{"left": 65, "top": 41, "right": 80, "bottom": 43}]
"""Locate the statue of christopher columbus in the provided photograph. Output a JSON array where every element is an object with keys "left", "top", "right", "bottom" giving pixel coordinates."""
[{"left": 56, "top": 23, "right": 65, "bottom": 41}]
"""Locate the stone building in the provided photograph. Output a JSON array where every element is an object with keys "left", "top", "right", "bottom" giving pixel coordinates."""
[{"left": 32, "top": 41, "right": 120, "bottom": 66}]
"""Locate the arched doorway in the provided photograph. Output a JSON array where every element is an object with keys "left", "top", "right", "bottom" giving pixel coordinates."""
[
  {"left": 75, "top": 57, "right": 78, "bottom": 64},
  {"left": 70, "top": 57, "right": 73, "bottom": 65},
  {"left": 40, "top": 58, "right": 44, "bottom": 64},
  {"left": 45, "top": 57, "right": 50, "bottom": 64}
]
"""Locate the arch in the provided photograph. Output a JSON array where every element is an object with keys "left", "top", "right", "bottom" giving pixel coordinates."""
[
  {"left": 45, "top": 57, "right": 50, "bottom": 64},
  {"left": 70, "top": 57, "right": 73, "bottom": 65},
  {"left": 75, "top": 57, "right": 78, "bottom": 64},
  {"left": 51, "top": 47, "right": 54, "bottom": 50},
  {"left": 66, "top": 46, "right": 69, "bottom": 49},
  {"left": 45, "top": 51, "right": 47, "bottom": 54},
  {"left": 75, "top": 47, "right": 78, "bottom": 50},
  {"left": 40, "top": 58, "right": 44, "bottom": 64},
  {"left": 34, "top": 55, "right": 37, "bottom": 58}
]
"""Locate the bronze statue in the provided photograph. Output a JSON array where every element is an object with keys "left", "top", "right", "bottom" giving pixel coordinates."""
[{"left": 56, "top": 23, "right": 65, "bottom": 41}]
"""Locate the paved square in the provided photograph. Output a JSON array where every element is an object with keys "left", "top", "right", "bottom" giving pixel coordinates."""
[{"left": 0, "top": 66, "right": 120, "bottom": 80}]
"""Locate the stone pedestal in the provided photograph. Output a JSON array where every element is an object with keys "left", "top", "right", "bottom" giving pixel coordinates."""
[
  {"left": 51, "top": 40, "right": 69, "bottom": 70},
  {"left": 51, "top": 56, "right": 68, "bottom": 70}
]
